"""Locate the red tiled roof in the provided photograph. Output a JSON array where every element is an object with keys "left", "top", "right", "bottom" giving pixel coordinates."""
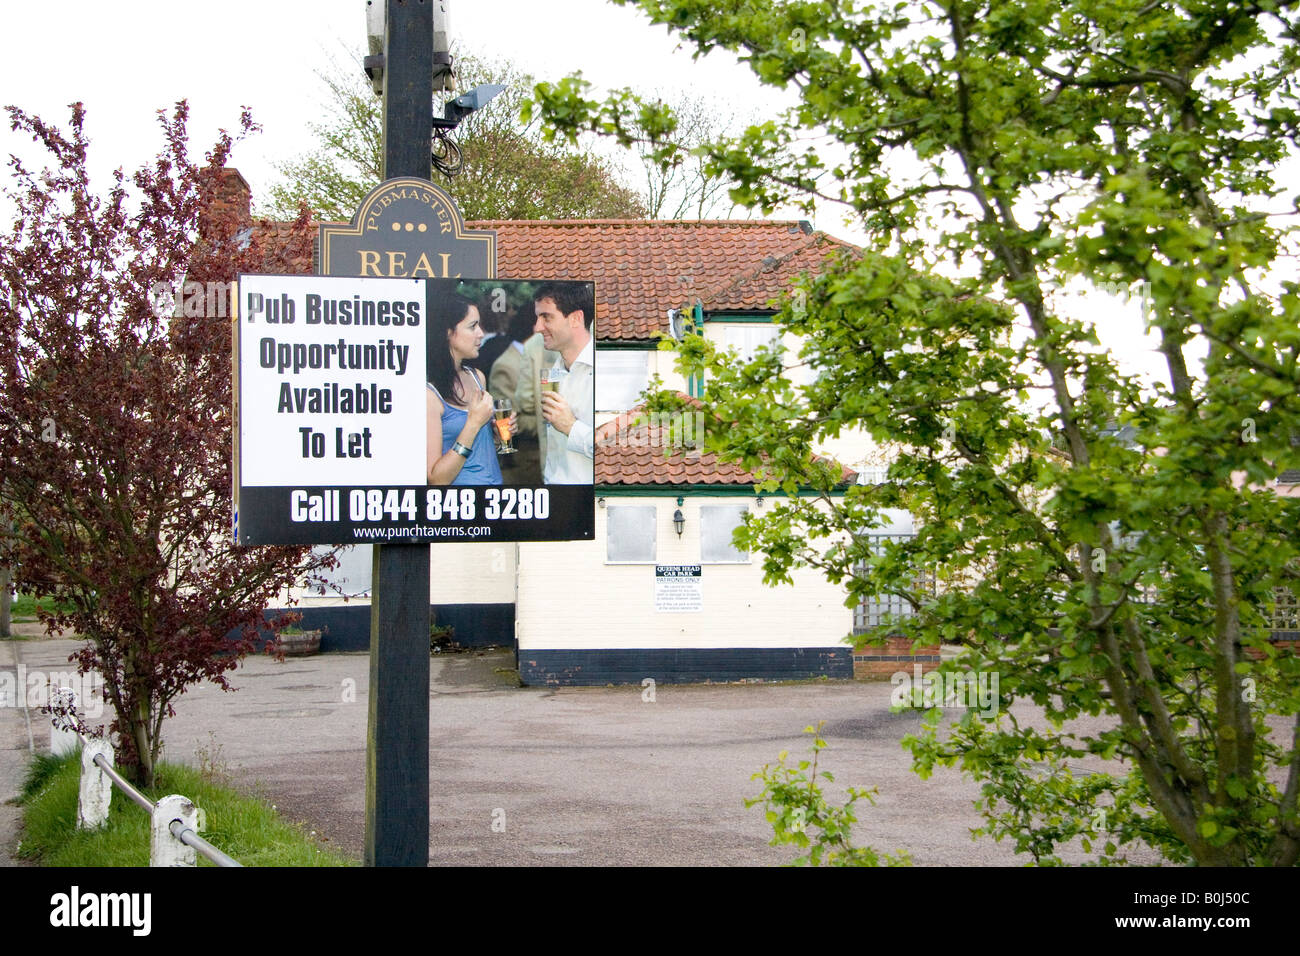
[
  {"left": 249, "top": 214, "right": 859, "bottom": 339},
  {"left": 473, "top": 219, "right": 858, "bottom": 340},
  {"left": 238, "top": 164, "right": 860, "bottom": 340},
  {"left": 594, "top": 401, "right": 856, "bottom": 487},
  {"left": 597, "top": 442, "right": 762, "bottom": 486},
  {"left": 595, "top": 424, "right": 763, "bottom": 486},
  {"left": 248, "top": 221, "right": 315, "bottom": 274}
]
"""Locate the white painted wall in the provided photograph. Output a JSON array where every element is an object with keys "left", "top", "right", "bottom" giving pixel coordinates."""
[
  {"left": 517, "top": 494, "right": 855, "bottom": 651},
  {"left": 652, "top": 347, "right": 690, "bottom": 394},
  {"left": 289, "top": 541, "right": 516, "bottom": 609}
]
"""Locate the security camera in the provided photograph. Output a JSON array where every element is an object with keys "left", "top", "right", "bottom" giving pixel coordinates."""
[
  {"left": 430, "top": 82, "right": 505, "bottom": 175},
  {"left": 434, "top": 84, "right": 505, "bottom": 129}
]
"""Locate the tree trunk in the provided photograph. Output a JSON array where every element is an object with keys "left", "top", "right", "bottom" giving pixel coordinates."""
[
  {"left": 0, "top": 511, "right": 11, "bottom": 638},
  {"left": 0, "top": 563, "right": 10, "bottom": 639}
]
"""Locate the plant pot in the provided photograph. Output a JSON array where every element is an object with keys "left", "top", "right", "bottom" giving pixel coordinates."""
[{"left": 276, "top": 629, "right": 322, "bottom": 657}]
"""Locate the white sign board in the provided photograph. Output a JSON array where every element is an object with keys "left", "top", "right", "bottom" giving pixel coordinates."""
[
  {"left": 238, "top": 274, "right": 427, "bottom": 487},
  {"left": 655, "top": 565, "right": 702, "bottom": 613},
  {"left": 233, "top": 274, "right": 596, "bottom": 545}
]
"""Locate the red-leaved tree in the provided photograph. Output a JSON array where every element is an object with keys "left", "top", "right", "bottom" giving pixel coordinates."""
[{"left": 0, "top": 102, "right": 337, "bottom": 787}]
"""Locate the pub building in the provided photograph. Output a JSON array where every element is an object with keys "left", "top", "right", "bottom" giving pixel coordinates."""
[{"left": 223, "top": 168, "right": 945, "bottom": 684}]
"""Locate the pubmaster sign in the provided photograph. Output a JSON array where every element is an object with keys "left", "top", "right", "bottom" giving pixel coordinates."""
[{"left": 233, "top": 274, "right": 595, "bottom": 545}]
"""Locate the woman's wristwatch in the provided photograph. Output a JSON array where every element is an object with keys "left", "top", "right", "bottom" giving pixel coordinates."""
[{"left": 451, "top": 440, "right": 473, "bottom": 458}]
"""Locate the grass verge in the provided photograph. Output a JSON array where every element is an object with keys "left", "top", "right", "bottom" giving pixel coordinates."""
[
  {"left": 17, "top": 750, "right": 356, "bottom": 866},
  {"left": 9, "top": 593, "right": 74, "bottom": 624}
]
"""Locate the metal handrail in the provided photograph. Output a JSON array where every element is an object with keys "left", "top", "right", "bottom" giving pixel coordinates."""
[
  {"left": 91, "top": 751, "right": 154, "bottom": 813},
  {"left": 83, "top": 737, "right": 243, "bottom": 867},
  {"left": 169, "top": 819, "right": 243, "bottom": 868}
]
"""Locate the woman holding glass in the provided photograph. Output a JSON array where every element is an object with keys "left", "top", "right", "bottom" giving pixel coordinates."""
[{"left": 426, "top": 294, "right": 516, "bottom": 485}]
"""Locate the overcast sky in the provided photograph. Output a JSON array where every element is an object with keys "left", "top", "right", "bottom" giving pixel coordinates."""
[
  {"left": 0, "top": 0, "right": 1191, "bottom": 389},
  {"left": 0, "top": 0, "right": 775, "bottom": 215}
]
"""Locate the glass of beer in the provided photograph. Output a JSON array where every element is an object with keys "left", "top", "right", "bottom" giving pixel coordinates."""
[
  {"left": 493, "top": 398, "right": 515, "bottom": 455},
  {"left": 540, "top": 367, "right": 567, "bottom": 393}
]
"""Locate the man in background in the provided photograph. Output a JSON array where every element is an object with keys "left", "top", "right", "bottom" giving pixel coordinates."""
[
  {"left": 474, "top": 305, "right": 513, "bottom": 382},
  {"left": 489, "top": 310, "right": 553, "bottom": 481}
]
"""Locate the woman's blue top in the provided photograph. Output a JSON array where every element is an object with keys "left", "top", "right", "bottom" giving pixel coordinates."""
[{"left": 429, "top": 375, "right": 501, "bottom": 486}]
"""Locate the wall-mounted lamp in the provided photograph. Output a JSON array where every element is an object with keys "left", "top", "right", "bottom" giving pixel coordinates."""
[
  {"left": 672, "top": 508, "right": 685, "bottom": 538},
  {"left": 755, "top": 496, "right": 764, "bottom": 508},
  {"left": 597, "top": 497, "right": 606, "bottom": 508}
]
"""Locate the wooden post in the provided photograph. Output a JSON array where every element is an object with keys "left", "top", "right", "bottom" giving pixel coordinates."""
[{"left": 365, "top": 0, "right": 433, "bottom": 868}]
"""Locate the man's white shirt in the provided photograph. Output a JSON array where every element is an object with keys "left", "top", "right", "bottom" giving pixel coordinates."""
[{"left": 542, "top": 336, "right": 594, "bottom": 484}]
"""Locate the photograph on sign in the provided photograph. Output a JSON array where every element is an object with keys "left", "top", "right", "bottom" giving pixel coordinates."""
[{"left": 234, "top": 275, "right": 594, "bottom": 545}]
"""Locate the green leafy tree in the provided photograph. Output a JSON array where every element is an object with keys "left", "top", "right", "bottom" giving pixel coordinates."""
[
  {"left": 529, "top": 0, "right": 1300, "bottom": 865},
  {"left": 265, "top": 51, "right": 646, "bottom": 221},
  {"left": 747, "top": 723, "right": 911, "bottom": 866}
]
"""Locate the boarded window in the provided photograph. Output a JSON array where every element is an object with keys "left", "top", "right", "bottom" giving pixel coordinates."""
[
  {"left": 722, "top": 325, "right": 781, "bottom": 362},
  {"left": 596, "top": 350, "right": 650, "bottom": 412},
  {"left": 700, "top": 505, "right": 750, "bottom": 563},
  {"left": 606, "top": 505, "right": 657, "bottom": 563}
]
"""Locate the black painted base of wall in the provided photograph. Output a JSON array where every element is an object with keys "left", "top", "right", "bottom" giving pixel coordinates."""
[
  {"left": 265, "top": 603, "right": 515, "bottom": 652},
  {"left": 518, "top": 647, "right": 854, "bottom": 686}
]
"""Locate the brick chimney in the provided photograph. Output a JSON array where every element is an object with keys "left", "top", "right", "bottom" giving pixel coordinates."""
[
  {"left": 196, "top": 167, "right": 252, "bottom": 243},
  {"left": 216, "top": 167, "right": 252, "bottom": 225}
]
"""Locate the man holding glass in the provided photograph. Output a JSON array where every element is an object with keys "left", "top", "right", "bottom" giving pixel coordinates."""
[{"left": 532, "top": 283, "right": 595, "bottom": 484}]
